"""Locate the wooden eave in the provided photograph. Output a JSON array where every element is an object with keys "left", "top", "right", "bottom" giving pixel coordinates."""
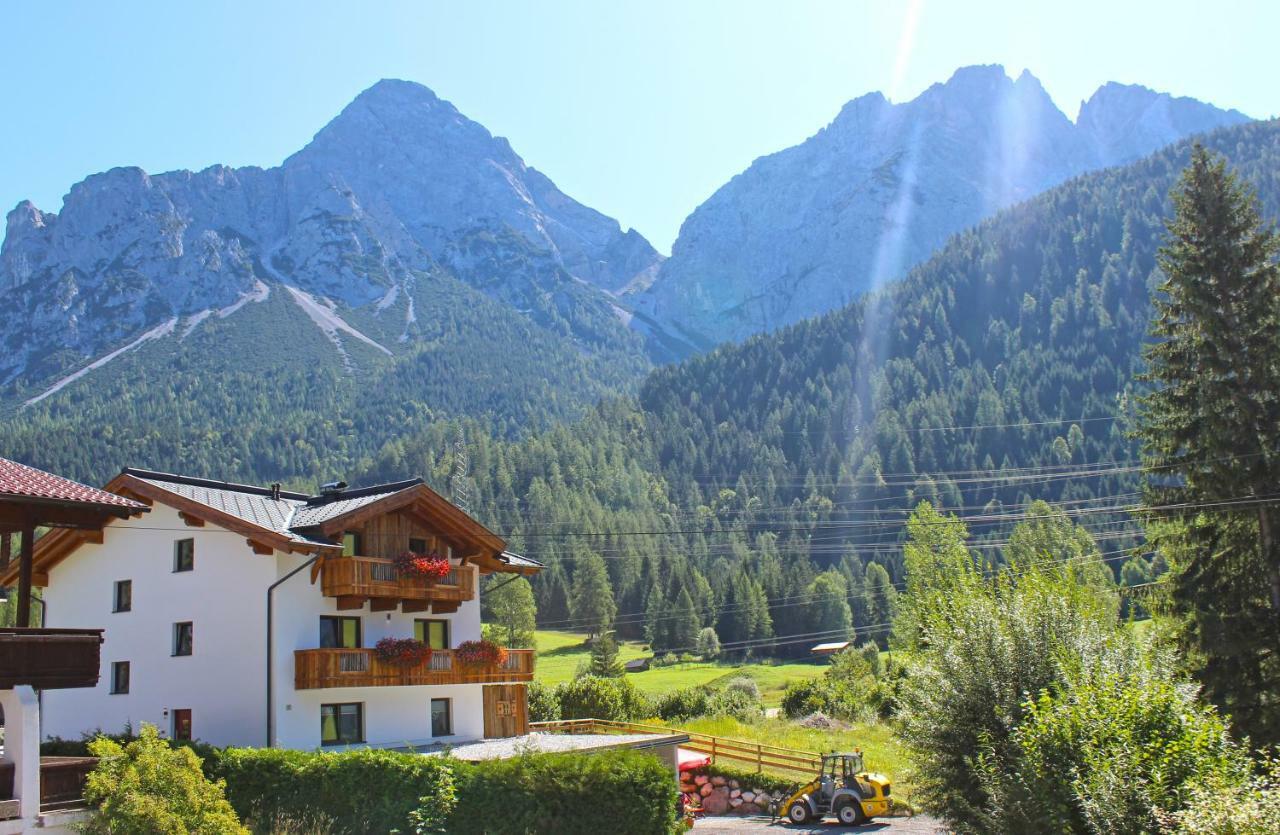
[
  {"left": 314, "top": 484, "right": 508, "bottom": 560},
  {"left": 0, "top": 474, "right": 338, "bottom": 587}
]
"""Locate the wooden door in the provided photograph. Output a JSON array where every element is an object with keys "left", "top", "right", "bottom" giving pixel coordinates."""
[{"left": 482, "top": 684, "right": 528, "bottom": 738}]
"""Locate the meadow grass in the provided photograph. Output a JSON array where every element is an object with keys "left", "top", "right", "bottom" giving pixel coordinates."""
[{"left": 535, "top": 630, "right": 831, "bottom": 705}]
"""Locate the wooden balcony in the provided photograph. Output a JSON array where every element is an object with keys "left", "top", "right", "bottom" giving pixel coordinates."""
[
  {"left": 0, "top": 628, "right": 104, "bottom": 689},
  {"left": 320, "top": 556, "right": 475, "bottom": 613},
  {"left": 294, "top": 647, "right": 535, "bottom": 690}
]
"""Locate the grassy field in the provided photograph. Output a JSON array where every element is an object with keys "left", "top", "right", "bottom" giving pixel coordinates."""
[
  {"left": 535, "top": 630, "right": 831, "bottom": 706},
  {"left": 534, "top": 631, "right": 916, "bottom": 799}
]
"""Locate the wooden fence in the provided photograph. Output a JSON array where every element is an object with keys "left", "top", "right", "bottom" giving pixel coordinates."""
[{"left": 529, "top": 718, "right": 822, "bottom": 777}]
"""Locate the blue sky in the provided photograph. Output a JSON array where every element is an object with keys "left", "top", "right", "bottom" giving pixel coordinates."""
[{"left": 2, "top": 1, "right": 1275, "bottom": 252}]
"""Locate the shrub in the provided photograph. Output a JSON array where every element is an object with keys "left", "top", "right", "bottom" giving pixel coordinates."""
[
  {"left": 555, "top": 674, "right": 650, "bottom": 721},
  {"left": 1167, "top": 754, "right": 1280, "bottom": 834},
  {"left": 454, "top": 639, "right": 507, "bottom": 668},
  {"left": 653, "top": 686, "right": 712, "bottom": 721},
  {"left": 446, "top": 749, "right": 678, "bottom": 834},
  {"left": 527, "top": 680, "right": 561, "bottom": 722},
  {"left": 374, "top": 637, "right": 432, "bottom": 666},
  {"left": 42, "top": 724, "right": 219, "bottom": 762},
  {"left": 706, "top": 687, "right": 761, "bottom": 721},
  {"left": 652, "top": 652, "right": 679, "bottom": 668},
  {"left": 678, "top": 652, "right": 698, "bottom": 663},
  {"left": 898, "top": 558, "right": 1124, "bottom": 826},
  {"left": 82, "top": 723, "right": 247, "bottom": 834},
  {"left": 208, "top": 746, "right": 455, "bottom": 833},
  {"left": 722, "top": 676, "right": 760, "bottom": 702},
  {"left": 978, "top": 670, "right": 1249, "bottom": 834},
  {"left": 780, "top": 677, "right": 829, "bottom": 720},
  {"left": 696, "top": 627, "right": 721, "bottom": 660}
]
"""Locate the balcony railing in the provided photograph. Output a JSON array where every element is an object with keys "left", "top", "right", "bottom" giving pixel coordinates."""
[
  {"left": 294, "top": 647, "right": 535, "bottom": 689},
  {"left": 320, "top": 556, "right": 475, "bottom": 605},
  {"left": 0, "top": 628, "right": 104, "bottom": 689}
]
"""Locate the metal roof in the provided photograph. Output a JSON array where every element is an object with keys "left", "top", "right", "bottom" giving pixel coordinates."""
[
  {"left": 498, "top": 550, "right": 544, "bottom": 570},
  {"left": 122, "top": 469, "right": 415, "bottom": 547}
]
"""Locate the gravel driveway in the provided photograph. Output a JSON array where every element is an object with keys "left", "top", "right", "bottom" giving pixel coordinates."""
[{"left": 692, "top": 813, "right": 948, "bottom": 833}]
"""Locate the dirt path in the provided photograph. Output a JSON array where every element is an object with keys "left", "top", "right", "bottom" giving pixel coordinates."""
[{"left": 692, "top": 813, "right": 948, "bottom": 833}]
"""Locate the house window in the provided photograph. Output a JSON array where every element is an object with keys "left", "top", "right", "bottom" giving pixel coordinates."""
[
  {"left": 110, "top": 661, "right": 130, "bottom": 694},
  {"left": 113, "top": 580, "right": 132, "bottom": 613},
  {"left": 172, "top": 708, "right": 192, "bottom": 741},
  {"left": 408, "top": 537, "right": 427, "bottom": 554},
  {"left": 319, "top": 616, "right": 362, "bottom": 649},
  {"left": 414, "top": 619, "right": 449, "bottom": 650},
  {"left": 172, "top": 621, "right": 193, "bottom": 656},
  {"left": 342, "top": 532, "right": 362, "bottom": 557},
  {"left": 173, "top": 539, "right": 195, "bottom": 572},
  {"left": 321, "top": 703, "right": 363, "bottom": 746},
  {"left": 431, "top": 698, "right": 452, "bottom": 736}
]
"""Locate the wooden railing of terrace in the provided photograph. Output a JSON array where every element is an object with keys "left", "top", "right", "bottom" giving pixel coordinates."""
[
  {"left": 319, "top": 556, "right": 475, "bottom": 613},
  {"left": 530, "top": 718, "right": 823, "bottom": 777},
  {"left": 294, "top": 647, "right": 534, "bottom": 689}
]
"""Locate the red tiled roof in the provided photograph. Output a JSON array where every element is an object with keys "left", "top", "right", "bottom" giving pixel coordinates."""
[{"left": 0, "top": 458, "right": 148, "bottom": 511}]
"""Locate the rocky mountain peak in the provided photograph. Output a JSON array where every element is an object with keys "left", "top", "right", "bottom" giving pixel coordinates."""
[
  {"left": 1077, "top": 82, "right": 1250, "bottom": 164},
  {"left": 635, "top": 65, "right": 1250, "bottom": 349},
  {"left": 0, "top": 80, "right": 663, "bottom": 391}
]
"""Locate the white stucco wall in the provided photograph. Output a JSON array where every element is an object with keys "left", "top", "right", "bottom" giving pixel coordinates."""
[
  {"left": 42, "top": 504, "right": 276, "bottom": 747},
  {"left": 42, "top": 504, "right": 490, "bottom": 751}
]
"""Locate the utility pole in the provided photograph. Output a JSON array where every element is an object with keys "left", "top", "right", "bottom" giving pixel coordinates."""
[{"left": 450, "top": 425, "right": 471, "bottom": 514}]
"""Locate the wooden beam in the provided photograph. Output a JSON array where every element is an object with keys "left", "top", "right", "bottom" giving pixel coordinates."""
[
  {"left": 248, "top": 540, "right": 274, "bottom": 556},
  {"left": 31, "top": 571, "right": 48, "bottom": 587},
  {"left": 17, "top": 517, "right": 33, "bottom": 627},
  {"left": 400, "top": 600, "right": 432, "bottom": 613},
  {"left": 335, "top": 595, "right": 365, "bottom": 611},
  {"left": 0, "top": 503, "right": 122, "bottom": 532},
  {"left": 309, "top": 556, "right": 325, "bottom": 585},
  {"left": 431, "top": 601, "right": 460, "bottom": 615},
  {"left": 369, "top": 598, "right": 399, "bottom": 612},
  {"left": 179, "top": 512, "right": 206, "bottom": 528},
  {"left": 83, "top": 530, "right": 104, "bottom": 545}
]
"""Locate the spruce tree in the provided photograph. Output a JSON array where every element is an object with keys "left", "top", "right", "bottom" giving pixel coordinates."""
[
  {"left": 569, "top": 550, "right": 617, "bottom": 639},
  {"left": 588, "top": 631, "right": 624, "bottom": 677},
  {"left": 1138, "top": 144, "right": 1280, "bottom": 745},
  {"left": 864, "top": 562, "right": 898, "bottom": 648},
  {"left": 806, "top": 571, "right": 853, "bottom": 643},
  {"left": 643, "top": 582, "right": 669, "bottom": 651},
  {"left": 671, "top": 588, "right": 700, "bottom": 651}
]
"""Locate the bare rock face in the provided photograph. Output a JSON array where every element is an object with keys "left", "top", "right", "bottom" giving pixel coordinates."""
[
  {"left": 0, "top": 79, "right": 663, "bottom": 390},
  {"left": 634, "top": 65, "right": 1249, "bottom": 349}
]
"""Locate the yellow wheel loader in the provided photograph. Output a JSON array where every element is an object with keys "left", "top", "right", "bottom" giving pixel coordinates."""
[{"left": 777, "top": 751, "right": 891, "bottom": 826}]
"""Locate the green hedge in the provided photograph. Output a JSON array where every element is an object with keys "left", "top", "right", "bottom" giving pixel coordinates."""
[
  {"left": 202, "top": 745, "right": 677, "bottom": 834},
  {"left": 449, "top": 750, "right": 679, "bottom": 835},
  {"left": 206, "top": 747, "right": 455, "bottom": 834}
]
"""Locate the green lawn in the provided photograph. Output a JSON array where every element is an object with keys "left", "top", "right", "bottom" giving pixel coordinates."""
[{"left": 534, "top": 630, "right": 829, "bottom": 706}]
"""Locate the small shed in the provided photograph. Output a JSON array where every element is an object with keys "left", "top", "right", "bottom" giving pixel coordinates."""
[
  {"left": 810, "top": 641, "right": 851, "bottom": 658},
  {"left": 624, "top": 657, "right": 651, "bottom": 673}
]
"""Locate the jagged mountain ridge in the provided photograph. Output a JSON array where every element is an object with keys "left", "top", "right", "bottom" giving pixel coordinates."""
[
  {"left": 634, "top": 65, "right": 1250, "bottom": 348},
  {"left": 0, "top": 79, "right": 663, "bottom": 396}
]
